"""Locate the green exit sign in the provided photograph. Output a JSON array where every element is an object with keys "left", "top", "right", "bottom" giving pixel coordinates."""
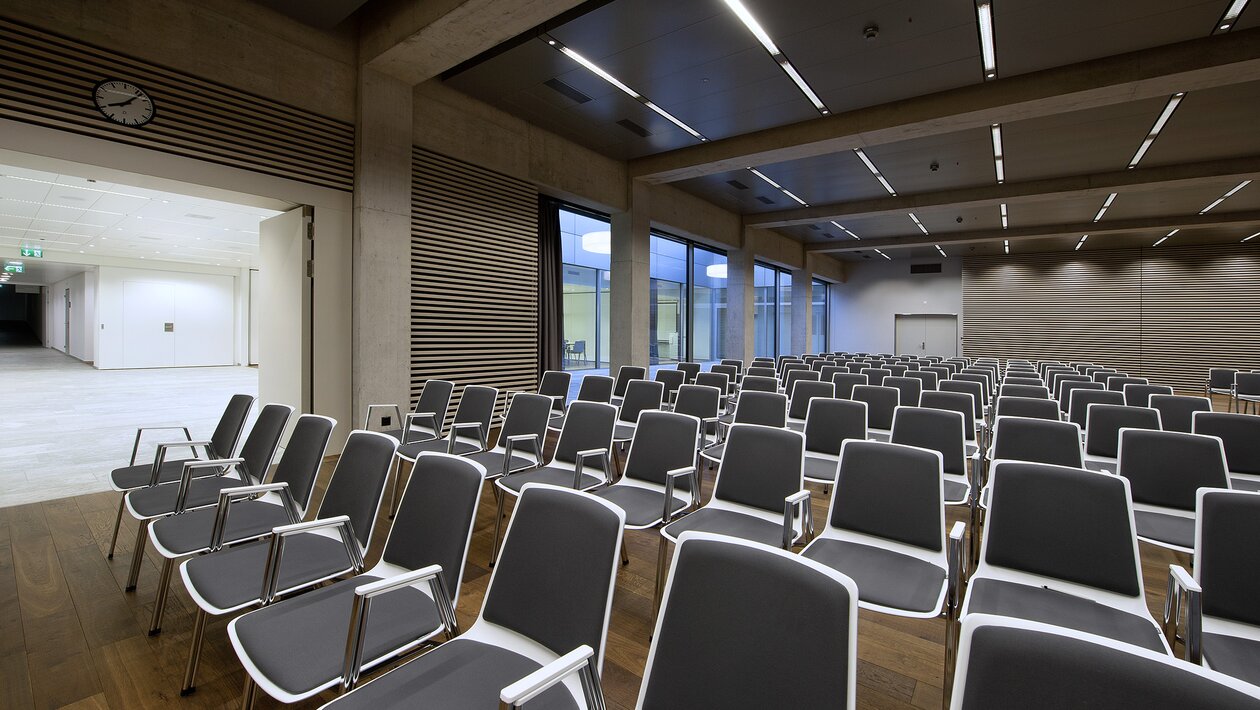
[
  {"left": 3, "top": 261, "right": 23, "bottom": 274},
  {"left": 19, "top": 246, "right": 42, "bottom": 258}
]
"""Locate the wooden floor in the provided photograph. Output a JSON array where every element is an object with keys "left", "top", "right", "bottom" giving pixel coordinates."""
[{"left": 1, "top": 420, "right": 1202, "bottom": 710}]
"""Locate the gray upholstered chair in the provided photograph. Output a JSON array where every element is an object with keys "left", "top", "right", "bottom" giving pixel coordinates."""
[
  {"left": 851, "top": 384, "right": 899, "bottom": 442},
  {"left": 674, "top": 361, "right": 701, "bottom": 384},
  {"left": 994, "top": 395, "right": 1061, "bottom": 421},
  {"left": 701, "top": 390, "right": 787, "bottom": 466},
  {"left": 550, "top": 375, "right": 614, "bottom": 430},
  {"left": 366, "top": 379, "right": 452, "bottom": 445},
  {"left": 1206, "top": 367, "right": 1239, "bottom": 404},
  {"left": 921, "top": 389, "right": 981, "bottom": 458},
  {"left": 613, "top": 379, "right": 664, "bottom": 444},
  {"left": 782, "top": 367, "right": 820, "bottom": 397},
  {"left": 609, "top": 365, "right": 647, "bottom": 408},
  {"left": 786, "top": 379, "right": 835, "bottom": 432},
  {"left": 672, "top": 384, "right": 722, "bottom": 448},
  {"left": 1059, "top": 379, "right": 1104, "bottom": 414},
  {"left": 1234, "top": 372, "right": 1260, "bottom": 414},
  {"left": 830, "top": 371, "right": 868, "bottom": 399},
  {"left": 891, "top": 406, "right": 972, "bottom": 507},
  {"left": 1083, "top": 404, "right": 1161, "bottom": 473},
  {"left": 801, "top": 398, "right": 867, "bottom": 487},
  {"left": 1194, "top": 411, "right": 1260, "bottom": 491},
  {"left": 1067, "top": 388, "right": 1125, "bottom": 428},
  {"left": 1123, "top": 383, "right": 1174, "bottom": 408},
  {"left": 883, "top": 375, "right": 923, "bottom": 407},
  {"left": 999, "top": 383, "right": 1051, "bottom": 400},
  {"left": 653, "top": 368, "right": 686, "bottom": 407},
  {"left": 537, "top": 370, "right": 572, "bottom": 417},
  {"left": 464, "top": 392, "right": 552, "bottom": 485},
  {"left": 1150, "top": 394, "right": 1212, "bottom": 434},
  {"left": 390, "top": 385, "right": 498, "bottom": 515},
  {"left": 1117, "top": 428, "right": 1229, "bottom": 553},
  {"left": 987, "top": 416, "right": 1084, "bottom": 469}
]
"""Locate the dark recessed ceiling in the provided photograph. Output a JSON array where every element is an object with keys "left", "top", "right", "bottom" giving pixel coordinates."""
[{"left": 252, "top": 0, "right": 369, "bottom": 29}]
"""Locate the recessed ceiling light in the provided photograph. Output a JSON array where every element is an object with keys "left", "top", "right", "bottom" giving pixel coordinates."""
[
  {"left": 1242, "top": 231, "right": 1260, "bottom": 242},
  {"left": 990, "top": 124, "right": 1005, "bottom": 183},
  {"left": 0, "top": 197, "right": 122, "bottom": 215},
  {"left": 1200, "top": 180, "right": 1252, "bottom": 214},
  {"left": 748, "top": 168, "right": 808, "bottom": 206},
  {"left": 1128, "top": 93, "right": 1184, "bottom": 169},
  {"left": 854, "top": 148, "right": 896, "bottom": 196},
  {"left": 874, "top": 248, "right": 891, "bottom": 260},
  {"left": 830, "top": 221, "right": 860, "bottom": 240},
  {"left": 1153, "top": 228, "right": 1179, "bottom": 246},
  {"left": 935, "top": 244, "right": 948, "bottom": 257},
  {"left": 719, "top": 0, "right": 830, "bottom": 115},
  {"left": 1003, "top": 239, "right": 1010, "bottom": 254},
  {"left": 1214, "top": 0, "right": 1250, "bottom": 33},
  {"left": 1075, "top": 234, "right": 1089, "bottom": 250},
  {"left": 0, "top": 174, "right": 148, "bottom": 199},
  {"left": 909, "top": 212, "right": 929, "bottom": 235},
  {"left": 1000, "top": 202, "right": 1008, "bottom": 229},
  {"left": 1094, "top": 193, "right": 1117, "bottom": 222},
  {"left": 975, "top": 0, "right": 997, "bottom": 80}
]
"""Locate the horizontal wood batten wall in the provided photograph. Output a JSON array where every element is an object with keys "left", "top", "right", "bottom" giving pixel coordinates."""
[
  {"left": 0, "top": 18, "right": 354, "bottom": 192},
  {"left": 963, "top": 244, "right": 1260, "bottom": 390},
  {"left": 410, "top": 148, "right": 539, "bottom": 421}
]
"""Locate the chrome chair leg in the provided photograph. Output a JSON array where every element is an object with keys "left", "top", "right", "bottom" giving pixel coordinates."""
[
  {"left": 107, "top": 496, "right": 125, "bottom": 559},
  {"left": 149, "top": 556, "right": 174, "bottom": 635},
  {"left": 240, "top": 674, "right": 258, "bottom": 710},
  {"left": 125, "top": 520, "right": 148, "bottom": 591},
  {"left": 652, "top": 536, "right": 670, "bottom": 627},
  {"left": 489, "top": 492, "right": 507, "bottom": 567},
  {"left": 182, "top": 608, "right": 208, "bottom": 695},
  {"left": 620, "top": 540, "right": 630, "bottom": 567}
]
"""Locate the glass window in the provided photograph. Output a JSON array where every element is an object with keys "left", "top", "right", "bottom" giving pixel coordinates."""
[
  {"left": 692, "top": 247, "right": 727, "bottom": 365},
  {"left": 812, "top": 279, "right": 828, "bottom": 354},
  {"left": 778, "top": 271, "right": 793, "bottom": 358},
  {"left": 649, "top": 234, "right": 687, "bottom": 365},
  {"left": 753, "top": 263, "right": 777, "bottom": 358},
  {"left": 560, "top": 206, "right": 611, "bottom": 372}
]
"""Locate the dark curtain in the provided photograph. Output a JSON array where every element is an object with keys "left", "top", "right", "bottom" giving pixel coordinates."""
[{"left": 538, "top": 196, "right": 564, "bottom": 374}]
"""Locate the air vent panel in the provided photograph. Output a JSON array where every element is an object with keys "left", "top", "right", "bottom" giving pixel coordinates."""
[
  {"left": 910, "top": 263, "right": 943, "bottom": 274},
  {"left": 755, "top": 196, "right": 775, "bottom": 205},
  {"left": 544, "top": 78, "right": 592, "bottom": 104},
  {"left": 616, "top": 119, "right": 652, "bottom": 138},
  {"left": 726, "top": 179, "right": 749, "bottom": 190}
]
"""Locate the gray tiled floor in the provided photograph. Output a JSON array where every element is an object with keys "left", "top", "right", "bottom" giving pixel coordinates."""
[{"left": 0, "top": 340, "right": 257, "bottom": 508}]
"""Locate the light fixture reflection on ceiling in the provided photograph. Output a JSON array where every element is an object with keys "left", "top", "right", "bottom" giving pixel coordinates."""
[
  {"left": 705, "top": 263, "right": 728, "bottom": 279},
  {"left": 975, "top": 0, "right": 997, "bottom": 80},
  {"left": 1094, "top": 193, "right": 1117, "bottom": 222},
  {"left": 719, "top": 0, "right": 830, "bottom": 114},
  {"left": 990, "top": 124, "right": 1005, "bottom": 183},
  {"left": 1199, "top": 180, "right": 1252, "bottom": 214},
  {"left": 1128, "top": 93, "right": 1184, "bottom": 168},
  {"left": 830, "top": 221, "right": 860, "bottom": 240},
  {"left": 854, "top": 148, "right": 896, "bottom": 195},
  {"left": 581, "top": 230, "right": 611, "bottom": 254}
]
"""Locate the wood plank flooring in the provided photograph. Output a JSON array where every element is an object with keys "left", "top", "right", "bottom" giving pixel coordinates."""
[{"left": 2, "top": 407, "right": 1209, "bottom": 710}]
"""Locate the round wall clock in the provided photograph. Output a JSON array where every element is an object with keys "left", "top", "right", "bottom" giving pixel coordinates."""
[{"left": 93, "top": 80, "right": 156, "bottom": 127}]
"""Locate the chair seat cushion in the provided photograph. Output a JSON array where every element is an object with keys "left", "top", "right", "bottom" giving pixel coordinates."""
[
  {"left": 786, "top": 420, "right": 805, "bottom": 432},
  {"left": 465, "top": 451, "right": 536, "bottom": 477},
  {"left": 397, "top": 438, "right": 481, "bottom": 460},
  {"left": 803, "top": 456, "right": 838, "bottom": 483},
  {"left": 127, "top": 475, "right": 247, "bottom": 519},
  {"left": 613, "top": 423, "right": 637, "bottom": 441},
  {"left": 233, "top": 574, "right": 442, "bottom": 698},
  {"left": 966, "top": 578, "right": 1164, "bottom": 653},
  {"left": 944, "top": 479, "right": 970, "bottom": 505},
  {"left": 183, "top": 534, "right": 356, "bottom": 613},
  {"left": 802, "top": 538, "right": 944, "bottom": 614},
  {"left": 1133, "top": 511, "right": 1195, "bottom": 550},
  {"left": 699, "top": 443, "right": 725, "bottom": 464},
  {"left": 321, "top": 639, "right": 577, "bottom": 710},
  {"left": 151, "top": 501, "right": 292, "bottom": 556},
  {"left": 717, "top": 413, "right": 734, "bottom": 425},
  {"left": 497, "top": 466, "right": 603, "bottom": 494},
  {"left": 592, "top": 485, "right": 687, "bottom": 527},
  {"left": 661, "top": 507, "right": 786, "bottom": 548},
  {"left": 1229, "top": 477, "right": 1260, "bottom": 493},
  {"left": 868, "top": 431, "right": 892, "bottom": 443},
  {"left": 111, "top": 458, "right": 206, "bottom": 490},
  {"left": 1204, "top": 632, "right": 1260, "bottom": 687}
]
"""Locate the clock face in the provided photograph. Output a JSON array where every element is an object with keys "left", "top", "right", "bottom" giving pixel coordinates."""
[{"left": 93, "top": 80, "right": 155, "bottom": 127}]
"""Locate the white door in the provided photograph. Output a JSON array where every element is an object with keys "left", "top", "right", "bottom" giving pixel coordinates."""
[
  {"left": 248, "top": 269, "right": 260, "bottom": 366},
  {"left": 923, "top": 315, "right": 959, "bottom": 358},
  {"left": 122, "top": 281, "right": 175, "bottom": 368},
  {"left": 895, "top": 314, "right": 927, "bottom": 356},
  {"left": 258, "top": 206, "right": 312, "bottom": 415}
]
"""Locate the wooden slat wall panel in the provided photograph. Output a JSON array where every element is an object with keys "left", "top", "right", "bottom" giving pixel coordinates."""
[
  {"left": 963, "top": 245, "right": 1260, "bottom": 390},
  {"left": 410, "top": 148, "right": 539, "bottom": 422},
  {"left": 0, "top": 18, "right": 354, "bottom": 192}
]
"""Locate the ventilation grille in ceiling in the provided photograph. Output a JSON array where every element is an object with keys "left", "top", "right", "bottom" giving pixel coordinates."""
[
  {"left": 184, "top": 213, "right": 215, "bottom": 220},
  {"left": 616, "top": 119, "right": 652, "bottom": 138},
  {"left": 755, "top": 196, "right": 775, "bottom": 205},
  {"left": 544, "top": 77, "right": 593, "bottom": 104},
  {"left": 910, "top": 263, "right": 943, "bottom": 274},
  {"left": 808, "top": 225, "right": 821, "bottom": 231},
  {"left": 726, "top": 179, "right": 749, "bottom": 190}
]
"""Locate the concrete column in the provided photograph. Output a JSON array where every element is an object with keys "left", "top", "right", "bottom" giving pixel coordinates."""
[
  {"left": 723, "top": 245, "right": 754, "bottom": 364},
  {"left": 609, "top": 180, "right": 652, "bottom": 372},
  {"left": 791, "top": 272, "right": 811, "bottom": 355},
  {"left": 353, "top": 68, "right": 413, "bottom": 427}
]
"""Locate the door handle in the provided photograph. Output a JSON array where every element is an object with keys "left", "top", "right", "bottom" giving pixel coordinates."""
[{"left": 921, "top": 341, "right": 925, "bottom": 350}]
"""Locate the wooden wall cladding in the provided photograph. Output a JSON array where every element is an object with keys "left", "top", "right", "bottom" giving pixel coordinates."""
[
  {"left": 0, "top": 18, "right": 354, "bottom": 192},
  {"left": 963, "top": 243, "right": 1260, "bottom": 391},
  {"left": 410, "top": 148, "right": 539, "bottom": 421}
]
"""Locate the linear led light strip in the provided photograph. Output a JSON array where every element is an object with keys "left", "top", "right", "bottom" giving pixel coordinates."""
[
  {"left": 935, "top": 244, "right": 948, "bottom": 258},
  {"left": 990, "top": 124, "right": 1005, "bottom": 183},
  {"left": 1093, "top": 193, "right": 1117, "bottom": 222},
  {"left": 1200, "top": 180, "right": 1252, "bottom": 214},
  {"left": 1, "top": 173, "right": 150, "bottom": 199},
  {"left": 1215, "top": 0, "right": 1251, "bottom": 32},
  {"left": 1003, "top": 239, "right": 1010, "bottom": 254},
  {"left": 747, "top": 168, "right": 808, "bottom": 206},
  {"left": 1000, "top": 203, "right": 1008, "bottom": 229},
  {"left": 545, "top": 36, "right": 708, "bottom": 142},
  {"left": 1075, "top": 234, "right": 1089, "bottom": 251},
  {"left": 1, "top": 197, "right": 123, "bottom": 215},
  {"left": 1153, "top": 228, "right": 1180, "bottom": 247},
  {"left": 975, "top": 0, "right": 997, "bottom": 80},
  {"left": 829, "top": 221, "right": 860, "bottom": 240},
  {"left": 1242, "top": 231, "right": 1260, "bottom": 243},
  {"left": 873, "top": 248, "right": 891, "bottom": 260},
  {"left": 854, "top": 148, "right": 896, "bottom": 196},
  {"left": 1128, "top": 93, "right": 1184, "bottom": 169},
  {"left": 909, "top": 212, "right": 929, "bottom": 235},
  {"left": 720, "top": 0, "right": 830, "bottom": 115}
]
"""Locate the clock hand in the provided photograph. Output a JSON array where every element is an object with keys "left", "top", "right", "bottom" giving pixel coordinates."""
[{"left": 104, "top": 95, "right": 139, "bottom": 108}]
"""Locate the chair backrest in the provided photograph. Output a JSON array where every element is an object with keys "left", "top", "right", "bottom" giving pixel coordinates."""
[
  {"left": 788, "top": 380, "right": 834, "bottom": 420},
  {"left": 675, "top": 362, "right": 701, "bottom": 383},
  {"left": 923, "top": 366, "right": 952, "bottom": 382},
  {"left": 619, "top": 379, "right": 664, "bottom": 424},
  {"left": 1067, "top": 388, "right": 1125, "bottom": 428},
  {"left": 783, "top": 368, "right": 821, "bottom": 396},
  {"left": 1092, "top": 369, "right": 1123, "bottom": 383},
  {"left": 316, "top": 430, "right": 399, "bottom": 551},
  {"left": 653, "top": 369, "right": 686, "bottom": 400},
  {"left": 890, "top": 406, "right": 966, "bottom": 476},
  {"left": 574, "top": 374, "right": 615, "bottom": 403},
  {"left": 713, "top": 424, "right": 804, "bottom": 513},
  {"left": 830, "top": 440, "right": 944, "bottom": 551},
  {"left": 640, "top": 533, "right": 857, "bottom": 710},
  {"left": 951, "top": 616, "right": 1260, "bottom": 710},
  {"left": 695, "top": 371, "right": 730, "bottom": 396},
  {"left": 920, "top": 390, "right": 978, "bottom": 442},
  {"left": 1123, "top": 383, "right": 1173, "bottom": 407},
  {"left": 383, "top": 452, "right": 484, "bottom": 604},
  {"left": 905, "top": 369, "right": 939, "bottom": 392},
  {"left": 903, "top": 360, "right": 921, "bottom": 371},
  {"left": 740, "top": 374, "right": 778, "bottom": 393},
  {"left": 860, "top": 368, "right": 892, "bottom": 384},
  {"left": 613, "top": 366, "right": 647, "bottom": 397},
  {"left": 554, "top": 401, "right": 618, "bottom": 469},
  {"left": 747, "top": 366, "right": 777, "bottom": 379},
  {"left": 1208, "top": 367, "right": 1239, "bottom": 390},
  {"left": 886, "top": 363, "right": 909, "bottom": 378},
  {"left": 1003, "top": 376, "right": 1045, "bottom": 388},
  {"left": 733, "top": 391, "right": 788, "bottom": 428},
  {"left": 830, "top": 372, "right": 868, "bottom": 399},
  {"left": 994, "top": 396, "right": 1060, "bottom": 421},
  {"left": 270, "top": 414, "right": 336, "bottom": 514},
  {"left": 1117, "top": 429, "right": 1228, "bottom": 512},
  {"left": 851, "top": 384, "right": 899, "bottom": 430},
  {"left": 497, "top": 392, "right": 552, "bottom": 459},
  {"left": 673, "top": 384, "right": 721, "bottom": 423},
  {"left": 481, "top": 485, "right": 624, "bottom": 672},
  {"left": 955, "top": 372, "right": 991, "bottom": 397},
  {"left": 412, "top": 380, "right": 455, "bottom": 434},
  {"left": 1057, "top": 378, "right": 1102, "bottom": 409},
  {"left": 803, "top": 398, "right": 867, "bottom": 457},
  {"left": 1106, "top": 375, "right": 1147, "bottom": 392},
  {"left": 781, "top": 362, "right": 809, "bottom": 380},
  {"left": 882, "top": 376, "right": 923, "bottom": 407},
  {"left": 710, "top": 363, "right": 739, "bottom": 385},
  {"left": 940, "top": 379, "right": 985, "bottom": 419},
  {"left": 237, "top": 403, "right": 294, "bottom": 485},
  {"left": 623, "top": 410, "right": 701, "bottom": 490},
  {"left": 1149, "top": 394, "right": 1212, "bottom": 434},
  {"left": 720, "top": 358, "right": 744, "bottom": 372},
  {"left": 819, "top": 365, "right": 845, "bottom": 382},
  {"left": 990, "top": 416, "right": 1084, "bottom": 468},
  {"left": 1084, "top": 404, "right": 1161, "bottom": 458},
  {"left": 984, "top": 461, "right": 1141, "bottom": 596},
  {"left": 845, "top": 362, "right": 866, "bottom": 374},
  {"left": 999, "top": 384, "right": 1050, "bottom": 400},
  {"left": 450, "top": 385, "right": 498, "bottom": 441},
  {"left": 210, "top": 393, "right": 257, "bottom": 458},
  {"left": 1049, "top": 372, "right": 1089, "bottom": 397},
  {"left": 1198, "top": 490, "right": 1260, "bottom": 627},
  {"left": 1237, "top": 371, "right": 1260, "bottom": 396},
  {"left": 538, "top": 370, "right": 571, "bottom": 411},
  {"left": 1194, "top": 412, "right": 1260, "bottom": 476}
]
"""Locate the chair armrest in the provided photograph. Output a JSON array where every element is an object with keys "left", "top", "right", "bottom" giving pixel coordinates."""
[
  {"left": 362, "top": 404, "right": 403, "bottom": 430},
  {"left": 662, "top": 466, "right": 698, "bottom": 524},
  {"left": 1163, "top": 564, "right": 1203, "bottom": 663},
  {"left": 340, "top": 564, "right": 460, "bottom": 690},
  {"left": 499, "top": 645, "right": 604, "bottom": 710},
  {"left": 782, "top": 490, "right": 812, "bottom": 550},
  {"left": 131, "top": 426, "right": 193, "bottom": 465},
  {"left": 501, "top": 434, "right": 543, "bottom": 478},
  {"left": 146, "top": 440, "right": 214, "bottom": 486},
  {"left": 209, "top": 482, "right": 299, "bottom": 551},
  {"left": 173, "top": 458, "right": 245, "bottom": 513},
  {"left": 259, "top": 515, "right": 361, "bottom": 604},
  {"left": 402, "top": 412, "right": 440, "bottom": 444},
  {"left": 574, "top": 448, "right": 610, "bottom": 489},
  {"left": 449, "top": 422, "right": 488, "bottom": 452},
  {"left": 946, "top": 522, "right": 967, "bottom": 612}
]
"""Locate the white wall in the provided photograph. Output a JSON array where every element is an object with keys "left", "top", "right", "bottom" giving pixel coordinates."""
[
  {"left": 96, "top": 266, "right": 236, "bottom": 369},
  {"left": 830, "top": 258, "right": 963, "bottom": 355},
  {"left": 44, "top": 271, "right": 95, "bottom": 362}
]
